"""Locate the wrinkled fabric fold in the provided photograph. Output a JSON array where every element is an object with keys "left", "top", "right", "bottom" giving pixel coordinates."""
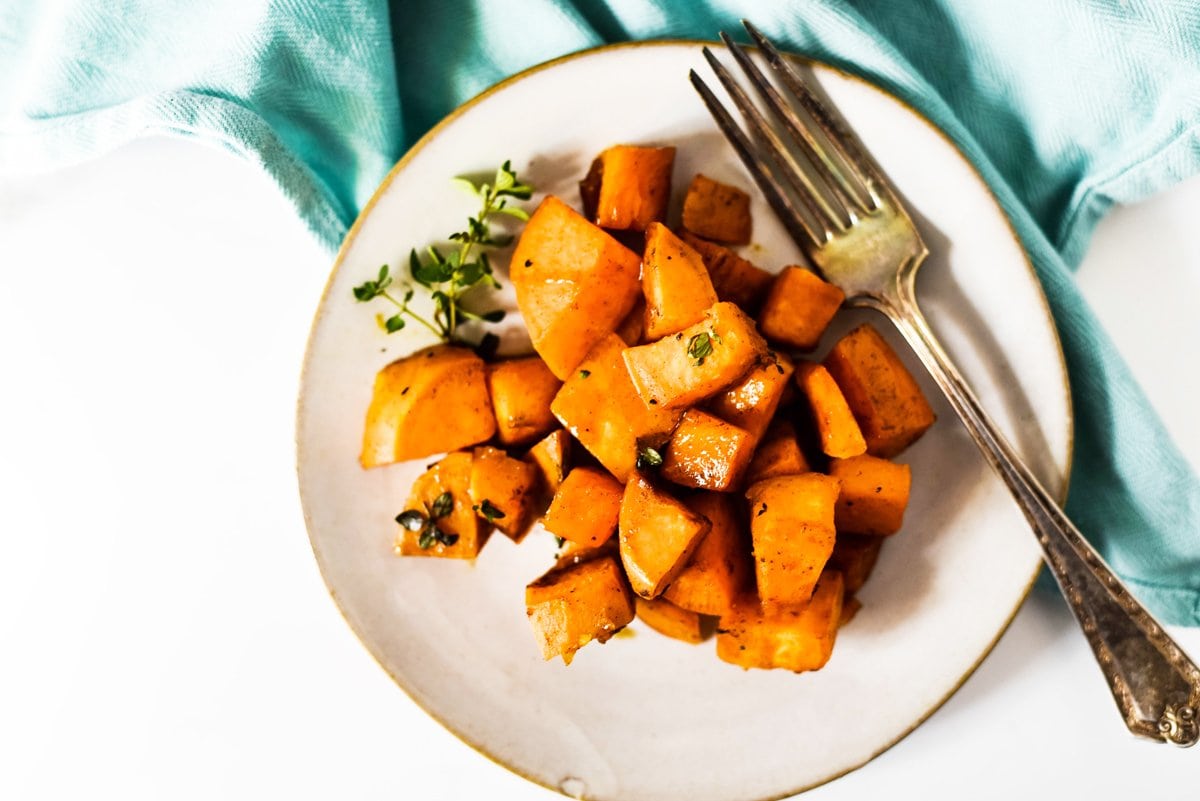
[{"left": 3, "top": 0, "right": 1198, "bottom": 624}]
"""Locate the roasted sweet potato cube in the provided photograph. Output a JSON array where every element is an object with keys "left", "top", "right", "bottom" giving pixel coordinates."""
[
  {"left": 708, "top": 352, "right": 795, "bottom": 448},
  {"left": 682, "top": 174, "right": 752, "bottom": 244},
  {"left": 796, "top": 361, "right": 867, "bottom": 459},
  {"left": 525, "top": 553, "right": 635, "bottom": 664},
  {"left": 543, "top": 466, "right": 624, "bottom": 548},
  {"left": 468, "top": 446, "right": 539, "bottom": 541},
  {"left": 623, "top": 302, "right": 768, "bottom": 410},
  {"left": 581, "top": 145, "right": 676, "bottom": 231},
  {"left": 525, "top": 428, "right": 571, "bottom": 497},
  {"left": 663, "top": 492, "right": 751, "bottom": 617},
  {"left": 661, "top": 409, "right": 755, "bottom": 492},
  {"left": 395, "top": 452, "right": 490, "bottom": 558},
  {"left": 743, "top": 419, "right": 810, "bottom": 486},
  {"left": 635, "top": 596, "right": 706, "bottom": 643},
  {"left": 619, "top": 473, "right": 711, "bottom": 598},
  {"left": 486, "top": 357, "right": 562, "bottom": 446},
  {"left": 829, "top": 533, "right": 885, "bottom": 594},
  {"left": 510, "top": 195, "right": 642, "bottom": 379},
  {"left": 641, "top": 223, "right": 719, "bottom": 340},
  {"left": 717, "top": 571, "right": 844, "bottom": 671},
  {"left": 829, "top": 455, "right": 912, "bottom": 536},
  {"left": 680, "top": 232, "right": 774, "bottom": 312},
  {"left": 823, "top": 324, "right": 936, "bottom": 457},
  {"left": 361, "top": 345, "right": 495, "bottom": 467},
  {"left": 746, "top": 473, "right": 839, "bottom": 610},
  {"left": 758, "top": 267, "right": 845, "bottom": 351},
  {"left": 551, "top": 334, "right": 683, "bottom": 481}
]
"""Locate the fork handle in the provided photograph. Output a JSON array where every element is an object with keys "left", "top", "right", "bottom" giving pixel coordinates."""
[{"left": 878, "top": 282, "right": 1200, "bottom": 746}]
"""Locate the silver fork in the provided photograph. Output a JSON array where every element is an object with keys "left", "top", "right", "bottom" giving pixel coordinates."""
[{"left": 692, "top": 20, "right": 1200, "bottom": 746}]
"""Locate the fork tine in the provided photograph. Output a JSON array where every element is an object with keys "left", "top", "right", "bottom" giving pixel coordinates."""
[
  {"left": 689, "top": 69, "right": 825, "bottom": 248},
  {"left": 718, "top": 32, "right": 864, "bottom": 220},
  {"left": 701, "top": 47, "right": 841, "bottom": 238},
  {"left": 742, "top": 20, "right": 880, "bottom": 211}
]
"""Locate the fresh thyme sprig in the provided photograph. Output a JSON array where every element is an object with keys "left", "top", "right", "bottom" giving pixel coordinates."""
[{"left": 352, "top": 161, "right": 534, "bottom": 344}]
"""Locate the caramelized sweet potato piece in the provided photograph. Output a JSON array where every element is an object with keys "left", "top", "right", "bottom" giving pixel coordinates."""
[
  {"left": 543, "top": 466, "right": 624, "bottom": 548},
  {"left": 707, "top": 352, "right": 795, "bottom": 448},
  {"left": 468, "top": 446, "right": 539, "bottom": 541},
  {"left": 623, "top": 302, "right": 768, "bottom": 410},
  {"left": 526, "top": 428, "right": 571, "bottom": 497},
  {"left": 510, "top": 196, "right": 641, "bottom": 379},
  {"left": 636, "top": 596, "right": 706, "bottom": 643},
  {"left": 616, "top": 296, "right": 647, "bottom": 346},
  {"left": 663, "top": 492, "right": 750, "bottom": 617},
  {"left": 680, "top": 232, "right": 773, "bottom": 312},
  {"left": 661, "top": 409, "right": 755, "bottom": 492},
  {"left": 839, "top": 595, "right": 863, "bottom": 627},
  {"left": 551, "top": 334, "right": 683, "bottom": 481},
  {"left": 682, "top": 174, "right": 752, "bottom": 244},
  {"left": 745, "top": 473, "right": 840, "bottom": 610},
  {"left": 583, "top": 145, "right": 676, "bottom": 231},
  {"left": 829, "top": 455, "right": 912, "bottom": 536},
  {"left": 487, "top": 356, "right": 562, "bottom": 446},
  {"left": 796, "top": 361, "right": 867, "bottom": 459},
  {"left": 361, "top": 345, "right": 495, "bottom": 467},
  {"left": 641, "top": 223, "right": 719, "bottom": 339},
  {"left": 757, "top": 266, "right": 845, "bottom": 351},
  {"left": 743, "top": 418, "right": 811, "bottom": 485},
  {"left": 619, "top": 473, "right": 711, "bottom": 598},
  {"left": 395, "top": 452, "right": 490, "bottom": 558},
  {"left": 526, "top": 553, "right": 635, "bottom": 664},
  {"left": 829, "top": 533, "right": 885, "bottom": 594},
  {"left": 823, "top": 324, "right": 936, "bottom": 457},
  {"left": 716, "top": 571, "right": 844, "bottom": 672}
]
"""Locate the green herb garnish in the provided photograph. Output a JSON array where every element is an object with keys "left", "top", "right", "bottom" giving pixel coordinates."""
[
  {"left": 636, "top": 445, "right": 664, "bottom": 470},
  {"left": 352, "top": 161, "right": 534, "bottom": 344},
  {"left": 473, "top": 499, "right": 506, "bottom": 522},
  {"left": 395, "top": 510, "right": 426, "bottom": 531},
  {"left": 430, "top": 491, "right": 454, "bottom": 519},
  {"left": 579, "top": 369, "right": 591, "bottom": 379},
  {"left": 687, "top": 331, "right": 715, "bottom": 366},
  {"left": 396, "top": 505, "right": 459, "bottom": 549}
]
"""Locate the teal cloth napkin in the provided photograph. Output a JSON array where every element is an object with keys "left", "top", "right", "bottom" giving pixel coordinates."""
[{"left": 3, "top": 1, "right": 1198, "bottom": 624}]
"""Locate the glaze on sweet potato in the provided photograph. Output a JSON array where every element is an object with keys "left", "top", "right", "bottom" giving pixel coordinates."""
[
  {"left": 682, "top": 174, "right": 752, "bottom": 244},
  {"left": 743, "top": 418, "right": 811, "bottom": 486},
  {"left": 757, "top": 266, "right": 845, "bottom": 351},
  {"left": 551, "top": 334, "right": 683, "bottom": 481},
  {"left": 361, "top": 345, "right": 495, "bottom": 467},
  {"left": 636, "top": 596, "right": 707, "bottom": 643},
  {"left": 716, "top": 571, "right": 844, "bottom": 672},
  {"left": 582, "top": 145, "right": 676, "bottom": 232},
  {"left": 661, "top": 409, "right": 755, "bottom": 492},
  {"left": 829, "top": 454, "right": 912, "bottom": 536},
  {"left": 796, "top": 361, "right": 867, "bottom": 459},
  {"left": 828, "top": 533, "right": 885, "bottom": 594},
  {"left": 679, "top": 232, "right": 774, "bottom": 312},
  {"left": 542, "top": 466, "right": 624, "bottom": 548},
  {"left": 662, "top": 492, "right": 750, "bottom": 617},
  {"left": 395, "top": 452, "right": 490, "bottom": 558},
  {"left": 468, "top": 446, "right": 539, "bottom": 541},
  {"left": 707, "top": 352, "right": 795, "bottom": 448},
  {"left": 526, "top": 428, "right": 571, "bottom": 497},
  {"left": 510, "top": 195, "right": 642, "bottom": 379},
  {"left": 823, "top": 324, "right": 936, "bottom": 457},
  {"left": 623, "top": 302, "right": 768, "bottom": 410},
  {"left": 526, "top": 553, "right": 635, "bottom": 664},
  {"left": 642, "top": 222, "right": 719, "bottom": 339},
  {"left": 619, "top": 473, "right": 711, "bottom": 598},
  {"left": 745, "top": 473, "right": 840, "bottom": 610}
]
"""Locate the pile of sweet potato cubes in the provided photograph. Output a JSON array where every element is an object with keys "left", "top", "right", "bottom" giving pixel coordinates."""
[{"left": 360, "top": 144, "right": 935, "bottom": 671}]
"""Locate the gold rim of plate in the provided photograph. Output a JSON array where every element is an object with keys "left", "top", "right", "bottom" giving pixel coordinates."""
[{"left": 295, "top": 38, "right": 1075, "bottom": 801}]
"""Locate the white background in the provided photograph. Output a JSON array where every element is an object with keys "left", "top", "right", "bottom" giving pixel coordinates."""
[{"left": 1, "top": 136, "right": 1198, "bottom": 799}]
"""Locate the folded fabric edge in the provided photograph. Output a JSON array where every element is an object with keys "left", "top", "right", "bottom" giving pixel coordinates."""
[{"left": 0, "top": 90, "right": 349, "bottom": 251}]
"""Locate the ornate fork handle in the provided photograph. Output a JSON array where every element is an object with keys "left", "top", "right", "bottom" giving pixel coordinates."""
[{"left": 875, "top": 274, "right": 1200, "bottom": 746}]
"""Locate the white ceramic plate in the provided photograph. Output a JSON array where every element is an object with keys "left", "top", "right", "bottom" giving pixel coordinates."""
[{"left": 297, "top": 42, "right": 1070, "bottom": 801}]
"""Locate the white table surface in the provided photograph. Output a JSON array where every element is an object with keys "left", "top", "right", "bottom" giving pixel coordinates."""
[{"left": 2, "top": 136, "right": 1198, "bottom": 799}]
